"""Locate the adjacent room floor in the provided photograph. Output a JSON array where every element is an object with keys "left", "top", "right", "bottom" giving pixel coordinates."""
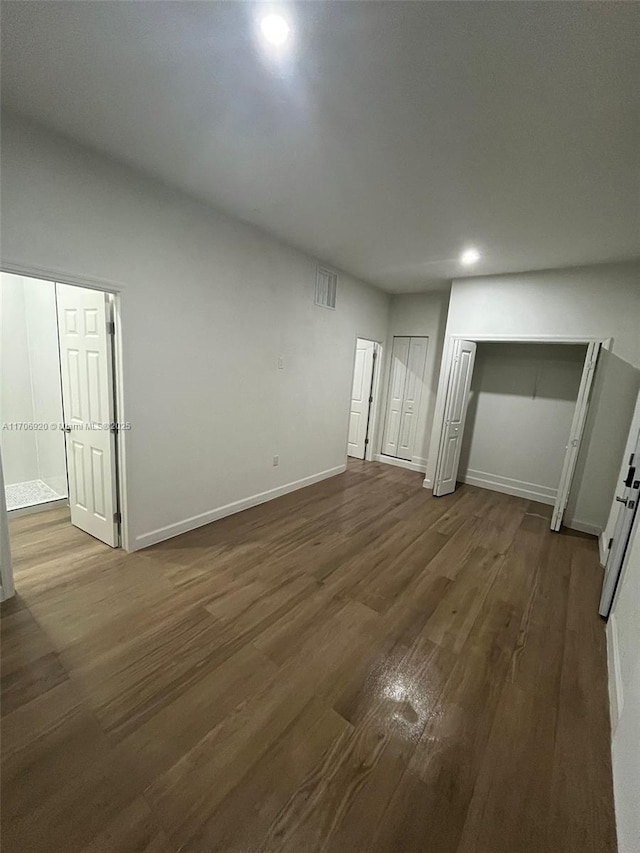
[{"left": 0, "top": 460, "right": 616, "bottom": 853}]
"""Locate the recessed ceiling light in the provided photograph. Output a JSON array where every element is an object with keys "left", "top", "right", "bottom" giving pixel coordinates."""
[
  {"left": 260, "top": 13, "right": 290, "bottom": 47},
  {"left": 460, "top": 247, "right": 480, "bottom": 266}
]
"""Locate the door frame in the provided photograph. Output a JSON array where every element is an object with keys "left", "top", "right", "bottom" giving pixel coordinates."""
[
  {"left": 426, "top": 334, "right": 610, "bottom": 523},
  {"left": 346, "top": 336, "right": 383, "bottom": 463},
  {"left": 0, "top": 261, "right": 130, "bottom": 557}
]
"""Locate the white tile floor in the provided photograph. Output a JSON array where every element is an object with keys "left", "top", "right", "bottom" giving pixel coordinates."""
[{"left": 5, "top": 479, "right": 66, "bottom": 511}]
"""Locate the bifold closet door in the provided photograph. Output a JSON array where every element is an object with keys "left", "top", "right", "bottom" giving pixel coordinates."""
[
  {"left": 433, "top": 339, "right": 477, "bottom": 496},
  {"left": 56, "top": 283, "right": 119, "bottom": 547},
  {"left": 396, "top": 337, "right": 429, "bottom": 459},
  {"left": 551, "top": 341, "right": 601, "bottom": 531},
  {"left": 382, "top": 336, "right": 428, "bottom": 461}
]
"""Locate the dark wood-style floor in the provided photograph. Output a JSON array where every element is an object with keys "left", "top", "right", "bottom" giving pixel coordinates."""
[{"left": 1, "top": 460, "right": 616, "bottom": 853}]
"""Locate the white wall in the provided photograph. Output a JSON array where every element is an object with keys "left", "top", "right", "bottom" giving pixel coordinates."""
[
  {"left": 0, "top": 112, "right": 390, "bottom": 548},
  {"left": 607, "top": 509, "right": 640, "bottom": 853},
  {"left": 22, "top": 276, "right": 67, "bottom": 495},
  {"left": 0, "top": 273, "right": 38, "bottom": 484},
  {"left": 458, "top": 343, "right": 586, "bottom": 503},
  {"left": 377, "top": 291, "right": 449, "bottom": 469},
  {"left": 426, "top": 262, "right": 640, "bottom": 532},
  {"left": 0, "top": 272, "right": 67, "bottom": 493}
]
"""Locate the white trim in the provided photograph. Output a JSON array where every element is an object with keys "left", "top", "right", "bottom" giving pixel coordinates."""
[
  {"left": 606, "top": 614, "right": 624, "bottom": 732},
  {"left": 0, "top": 258, "right": 128, "bottom": 293},
  {"left": 449, "top": 334, "right": 601, "bottom": 344},
  {"left": 0, "top": 452, "right": 14, "bottom": 602},
  {"left": 134, "top": 464, "right": 346, "bottom": 550},
  {"left": 1, "top": 262, "right": 131, "bottom": 552},
  {"left": 599, "top": 531, "right": 610, "bottom": 568},
  {"left": 374, "top": 454, "right": 427, "bottom": 474},
  {"left": 459, "top": 469, "right": 557, "bottom": 504}
]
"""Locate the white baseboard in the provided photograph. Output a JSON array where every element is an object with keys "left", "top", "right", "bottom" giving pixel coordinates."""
[
  {"left": 606, "top": 615, "right": 624, "bottom": 732},
  {"left": 562, "top": 517, "right": 602, "bottom": 537},
  {"left": 134, "top": 464, "right": 346, "bottom": 550},
  {"left": 460, "top": 469, "right": 557, "bottom": 505},
  {"left": 374, "top": 454, "right": 427, "bottom": 474},
  {"left": 599, "top": 531, "right": 610, "bottom": 567}
]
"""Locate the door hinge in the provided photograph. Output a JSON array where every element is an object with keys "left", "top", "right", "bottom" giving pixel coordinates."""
[
  {"left": 369, "top": 396, "right": 373, "bottom": 404},
  {"left": 364, "top": 438, "right": 369, "bottom": 445},
  {"left": 372, "top": 350, "right": 377, "bottom": 361},
  {"left": 608, "top": 538, "right": 613, "bottom": 550},
  {"left": 106, "top": 320, "right": 115, "bottom": 335},
  {"left": 113, "top": 511, "right": 121, "bottom": 524}
]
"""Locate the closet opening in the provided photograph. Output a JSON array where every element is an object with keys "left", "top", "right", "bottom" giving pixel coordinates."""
[{"left": 432, "top": 337, "right": 601, "bottom": 532}]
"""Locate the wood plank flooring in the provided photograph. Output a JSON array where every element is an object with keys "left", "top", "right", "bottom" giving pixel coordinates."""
[{"left": 1, "top": 460, "right": 616, "bottom": 852}]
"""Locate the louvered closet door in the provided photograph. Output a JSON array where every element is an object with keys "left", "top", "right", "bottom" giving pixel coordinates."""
[
  {"left": 396, "top": 337, "right": 429, "bottom": 460},
  {"left": 382, "top": 337, "right": 410, "bottom": 457},
  {"left": 56, "top": 283, "right": 119, "bottom": 547}
]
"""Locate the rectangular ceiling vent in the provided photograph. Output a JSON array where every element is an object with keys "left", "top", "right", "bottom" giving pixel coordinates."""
[{"left": 315, "top": 266, "right": 338, "bottom": 310}]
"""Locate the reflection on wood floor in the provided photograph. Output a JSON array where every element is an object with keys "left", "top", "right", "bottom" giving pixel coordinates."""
[{"left": 1, "top": 459, "right": 615, "bottom": 853}]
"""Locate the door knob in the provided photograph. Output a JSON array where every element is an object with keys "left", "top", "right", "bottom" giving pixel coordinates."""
[{"left": 616, "top": 496, "right": 628, "bottom": 505}]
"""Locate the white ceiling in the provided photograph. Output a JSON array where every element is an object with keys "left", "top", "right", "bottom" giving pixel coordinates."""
[{"left": 2, "top": 1, "right": 639, "bottom": 292}]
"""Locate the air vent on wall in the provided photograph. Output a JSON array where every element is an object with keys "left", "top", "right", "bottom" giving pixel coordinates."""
[{"left": 315, "top": 266, "right": 338, "bottom": 309}]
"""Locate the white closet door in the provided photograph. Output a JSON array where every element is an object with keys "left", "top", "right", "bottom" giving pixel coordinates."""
[
  {"left": 551, "top": 341, "right": 601, "bottom": 531},
  {"left": 348, "top": 340, "right": 375, "bottom": 459},
  {"left": 433, "top": 339, "right": 477, "bottom": 496},
  {"left": 56, "top": 284, "right": 119, "bottom": 547},
  {"left": 382, "top": 337, "right": 410, "bottom": 457},
  {"left": 397, "top": 337, "right": 428, "bottom": 460}
]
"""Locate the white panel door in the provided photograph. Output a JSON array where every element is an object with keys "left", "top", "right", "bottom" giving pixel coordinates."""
[
  {"left": 382, "top": 337, "right": 410, "bottom": 458},
  {"left": 56, "top": 283, "right": 119, "bottom": 547},
  {"left": 551, "top": 341, "right": 601, "bottom": 531},
  {"left": 433, "top": 339, "right": 477, "bottom": 496},
  {"left": 347, "top": 339, "right": 376, "bottom": 459},
  {"left": 599, "top": 429, "right": 640, "bottom": 617},
  {"left": 397, "top": 337, "right": 429, "bottom": 461}
]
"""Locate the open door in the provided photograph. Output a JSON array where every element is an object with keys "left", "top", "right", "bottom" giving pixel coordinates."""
[
  {"left": 433, "top": 339, "right": 477, "bottom": 496},
  {"left": 347, "top": 339, "right": 376, "bottom": 459},
  {"left": 56, "top": 283, "right": 119, "bottom": 547},
  {"left": 550, "top": 341, "right": 601, "bottom": 531},
  {"left": 599, "top": 431, "right": 640, "bottom": 616}
]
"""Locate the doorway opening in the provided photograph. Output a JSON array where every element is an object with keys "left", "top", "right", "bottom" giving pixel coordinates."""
[
  {"left": 347, "top": 338, "right": 381, "bottom": 460},
  {"left": 1, "top": 271, "right": 124, "bottom": 549},
  {"left": 431, "top": 336, "right": 601, "bottom": 532}
]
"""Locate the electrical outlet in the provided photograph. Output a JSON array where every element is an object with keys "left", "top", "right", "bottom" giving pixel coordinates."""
[{"left": 273, "top": 455, "right": 279, "bottom": 467}]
